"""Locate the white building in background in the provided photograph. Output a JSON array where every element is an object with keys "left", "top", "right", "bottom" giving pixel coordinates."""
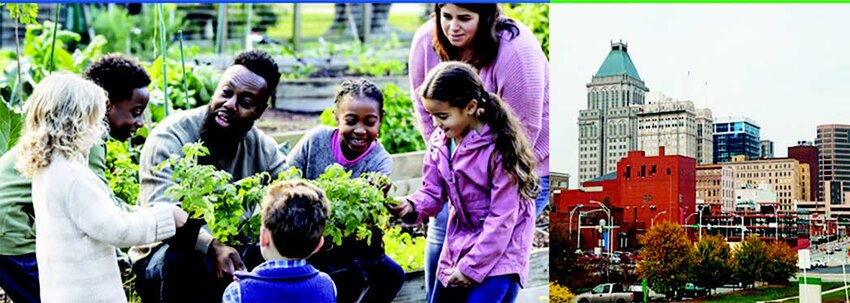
[
  {"left": 637, "top": 92, "right": 713, "bottom": 165},
  {"left": 735, "top": 183, "right": 778, "bottom": 212}
]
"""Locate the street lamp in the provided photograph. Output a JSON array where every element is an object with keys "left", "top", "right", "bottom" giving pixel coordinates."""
[
  {"left": 698, "top": 204, "right": 709, "bottom": 242},
  {"left": 590, "top": 200, "right": 613, "bottom": 253},
  {"left": 651, "top": 211, "right": 668, "bottom": 228},
  {"left": 577, "top": 209, "right": 605, "bottom": 253},
  {"left": 773, "top": 206, "right": 779, "bottom": 240},
  {"left": 569, "top": 204, "right": 584, "bottom": 235}
]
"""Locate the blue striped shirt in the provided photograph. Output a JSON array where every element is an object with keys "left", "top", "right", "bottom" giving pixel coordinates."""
[{"left": 222, "top": 259, "right": 308, "bottom": 303}]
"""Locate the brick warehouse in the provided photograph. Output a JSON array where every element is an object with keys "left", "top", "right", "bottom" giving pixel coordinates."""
[{"left": 554, "top": 147, "right": 696, "bottom": 252}]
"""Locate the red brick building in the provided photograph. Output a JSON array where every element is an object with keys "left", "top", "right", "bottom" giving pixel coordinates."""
[
  {"left": 553, "top": 147, "right": 696, "bottom": 252},
  {"left": 788, "top": 142, "right": 819, "bottom": 202}
]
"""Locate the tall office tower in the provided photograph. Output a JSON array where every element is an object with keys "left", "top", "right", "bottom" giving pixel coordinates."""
[
  {"left": 817, "top": 125, "right": 850, "bottom": 204},
  {"left": 578, "top": 41, "right": 649, "bottom": 182}
]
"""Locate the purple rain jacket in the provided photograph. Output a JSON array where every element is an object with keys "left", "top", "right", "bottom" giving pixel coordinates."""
[{"left": 405, "top": 124, "right": 535, "bottom": 288}]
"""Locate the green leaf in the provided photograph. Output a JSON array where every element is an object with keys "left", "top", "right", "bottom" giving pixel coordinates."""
[{"left": 0, "top": 100, "right": 23, "bottom": 156}]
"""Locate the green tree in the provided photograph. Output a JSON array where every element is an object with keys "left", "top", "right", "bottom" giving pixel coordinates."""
[
  {"left": 692, "top": 234, "right": 733, "bottom": 294},
  {"left": 502, "top": 4, "right": 549, "bottom": 58},
  {"left": 762, "top": 241, "right": 797, "bottom": 285},
  {"left": 638, "top": 221, "right": 697, "bottom": 300},
  {"left": 733, "top": 235, "right": 768, "bottom": 289}
]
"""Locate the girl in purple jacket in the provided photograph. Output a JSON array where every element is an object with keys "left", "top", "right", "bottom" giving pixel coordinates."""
[{"left": 392, "top": 61, "right": 539, "bottom": 303}]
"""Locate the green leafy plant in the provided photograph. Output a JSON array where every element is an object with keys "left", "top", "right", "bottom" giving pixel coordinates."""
[
  {"left": 275, "top": 165, "right": 398, "bottom": 246},
  {"left": 156, "top": 142, "right": 266, "bottom": 245},
  {"left": 0, "top": 100, "right": 23, "bottom": 156},
  {"left": 142, "top": 56, "right": 221, "bottom": 123},
  {"left": 105, "top": 139, "right": 141, "bottom": 205},
  {"left": 638, "top": 221, "right": 697, "bottom": 300},
  {"left": 321, "top": 83, "right": 425, "bottom": 154},
  {"left": 88, "top": 5, "right": 185, "bottom": 60},
  {"left": 382, "top": 225, "right": 425, "bottom": 271},
  {"left": 502, "top": 4, "right": 549, "bottom": 59}
]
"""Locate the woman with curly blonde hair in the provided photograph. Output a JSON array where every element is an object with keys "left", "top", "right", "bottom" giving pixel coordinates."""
[{"left": 15, "top": 73, "right": 187, "bottom": 303}]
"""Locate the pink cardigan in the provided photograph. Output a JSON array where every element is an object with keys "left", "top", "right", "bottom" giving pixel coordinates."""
[{"left": 408, "top": 18, "right": 550, "bottom": 176}]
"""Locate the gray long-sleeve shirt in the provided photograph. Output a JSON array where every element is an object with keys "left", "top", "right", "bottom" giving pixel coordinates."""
[
  {"left": 138, "top": 106, "right": 287, "bottom": 253},
  {"left": 286, "top": 126, "right": 392, "bottom": 180}
]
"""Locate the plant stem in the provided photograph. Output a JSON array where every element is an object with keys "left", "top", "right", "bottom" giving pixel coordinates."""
[
  {"left": 178, "top": 30, "right": 190, "bottom": 110},
  {"left": 13, "top": 20, "right": 22, "bottom": 107},
  {"left": 48, "top": 4, "right": 60, "bottom": 73},
  {"left": 158, "top": 4, "right": 169, "bottom": 116}
]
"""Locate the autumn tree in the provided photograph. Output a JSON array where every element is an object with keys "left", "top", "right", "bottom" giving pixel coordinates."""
[
  {"left": 692, "top": 234, "right": 733, "bottom": 294},
  {"left": 733, "top": 235, "right": 768, "bottom": 289},
  {"left": 550, "top": 218, "right": 592, "bottom": 288},
  {"left": 762, "top": 241, "right": 797, "bottom": 285},
  {"left": 638, "top": 221, "right": 697, "bottom": 300}
]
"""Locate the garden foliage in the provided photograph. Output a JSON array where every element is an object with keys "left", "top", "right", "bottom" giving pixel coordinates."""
[{"left": 105, "top": 139, "right": 141, "bottom": 205}]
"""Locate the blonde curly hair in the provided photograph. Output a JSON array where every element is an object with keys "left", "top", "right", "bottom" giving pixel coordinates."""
[{"left": 15, "top": 72, "right": 108, "bottom": 178}]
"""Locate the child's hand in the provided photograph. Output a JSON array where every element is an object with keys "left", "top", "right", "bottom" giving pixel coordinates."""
[
  {"left": 448, "top": 268, "right": 473, "bottom": 288},
  {"left": 388, "top": 200, "right": 414, "bottom": 218}
]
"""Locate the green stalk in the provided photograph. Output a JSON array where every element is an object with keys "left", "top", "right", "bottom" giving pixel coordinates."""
[
  {"left": 12, "top": 19, "right": 22, "bottom": 107},
  {"left": 158, "top": 4, "right": 169, "bottom": 116},
  {"left": 48, "top": 4, "right": 60, "bottom": 73},
  {"left": 245, "top": 3, "right": 252, "bottom": 40},
  {"left": 178, "top": 30, "right": 190, "bottom": 110},
  {"left": 215, "top": 4, "right": 225, "bottom": 54}
]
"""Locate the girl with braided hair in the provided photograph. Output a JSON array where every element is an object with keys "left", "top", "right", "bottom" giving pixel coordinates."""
[{"left": 286, "top": 79, "right": 404, "bottom": 303}]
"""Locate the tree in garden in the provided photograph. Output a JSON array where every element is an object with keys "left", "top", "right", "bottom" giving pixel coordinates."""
[
  {"left": 550, "top": 219, "right": 591, "bottom": 288},
  {"left": 762, "top": 241, "right": 797, "bottom": 285},
  {"left": 638, "top": 221, "right": 697, "bottom": 300},
  {"left": 733, "top": 234, "right": 769, "bottom": 289},
  {"left": 692, "top": 234, "right": 733, "bottom": 294}
]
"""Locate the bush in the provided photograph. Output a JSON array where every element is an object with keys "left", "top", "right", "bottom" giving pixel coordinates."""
[
  {"left": 762, "top": 241, "right": 797, "bottom": 284},
  {"left": 549, "top": 282, "right": 575, "bottom": 303}
]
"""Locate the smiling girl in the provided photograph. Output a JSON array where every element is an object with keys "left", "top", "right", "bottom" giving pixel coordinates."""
[
  {"left": 286, "top": 79, "right": 404, "bottom": 303},
  {"left": 407, "top": 5, "right": 549, "bottom": 300}
]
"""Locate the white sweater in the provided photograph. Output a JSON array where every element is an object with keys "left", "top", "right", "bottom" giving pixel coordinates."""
[{"left": 32, "top": 154, "right": 176, "bottom": 303}]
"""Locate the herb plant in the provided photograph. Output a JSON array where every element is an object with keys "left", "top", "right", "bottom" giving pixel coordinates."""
[
  {"left": 275, "top": 165, "right": 398, "bottom": 246},
  {"left": 382, "top": 226, "right": 426, "bottom": 271},
  {"left": 105, "top": 139, "right": 141, "bottom": 205},
  {"left": 156, "top": 142, "right": 266, "bottom": 245}
]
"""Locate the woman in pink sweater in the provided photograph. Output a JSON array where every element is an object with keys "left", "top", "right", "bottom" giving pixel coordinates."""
[{"left": 407, "top": 4, "right": 549, "bottom": 300}]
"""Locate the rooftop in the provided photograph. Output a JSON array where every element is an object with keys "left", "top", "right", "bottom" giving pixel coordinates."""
[{"left": 594, "top": 41, "right": 642, "bottom": 81}]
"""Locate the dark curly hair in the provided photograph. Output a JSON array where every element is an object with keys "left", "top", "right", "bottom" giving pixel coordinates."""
[
  {"left": 232, "top": 50, "right": 281, "bottom": 107},
  {"left": 333, "top": 79, "right": 384, "bottom": 118},
  {"left": 83, "top": 54, "right": 151, "bottom": 102}
]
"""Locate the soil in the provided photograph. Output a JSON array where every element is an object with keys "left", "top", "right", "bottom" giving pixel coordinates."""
[{"left": 256, "top": 109, "right": 322, "bottom": 134}]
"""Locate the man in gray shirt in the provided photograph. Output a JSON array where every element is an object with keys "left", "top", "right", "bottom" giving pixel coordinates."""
[{"left": 133, "top": 50, "right": 285, "bottom": 303}]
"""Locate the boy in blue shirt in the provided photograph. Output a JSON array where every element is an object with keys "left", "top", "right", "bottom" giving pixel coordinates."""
[{"left": 222, "top": 180, "right": 336, "bottom": 302}]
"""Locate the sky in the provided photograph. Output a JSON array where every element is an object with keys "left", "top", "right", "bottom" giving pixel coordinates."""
[{"left": 551, "top": 5, "right": 850, "bottom": 188}]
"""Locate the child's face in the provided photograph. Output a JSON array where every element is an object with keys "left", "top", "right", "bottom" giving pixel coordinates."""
[
  {"left": 423, "top": 97, "right": 477, "bottom": 140},
  {"left": 336, "top": 96, "right": 381, "bottom": 156},
  {"left": 106, "top": 87, "right": 149, "bottom": 142}
]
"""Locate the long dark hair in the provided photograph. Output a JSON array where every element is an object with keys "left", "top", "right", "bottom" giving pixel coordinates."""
[
  {"left": 432, "top": 4, "right": 520, "bottom": 69},
  {"left": 418, "top": 61, "right": 538, "bottom": 201}
]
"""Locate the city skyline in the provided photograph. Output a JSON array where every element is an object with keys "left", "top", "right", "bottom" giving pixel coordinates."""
[{"left": 551, "top": 5, "right": 850, "bottom": 188}]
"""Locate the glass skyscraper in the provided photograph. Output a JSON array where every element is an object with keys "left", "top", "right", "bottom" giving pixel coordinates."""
[{"left": 713, "top": 117, "right": 761, "bottom": 163}]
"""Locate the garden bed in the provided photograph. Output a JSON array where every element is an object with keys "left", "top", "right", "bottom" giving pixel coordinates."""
[{"left": 275, "top": 75, "right": 408, "bottom": 113}]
